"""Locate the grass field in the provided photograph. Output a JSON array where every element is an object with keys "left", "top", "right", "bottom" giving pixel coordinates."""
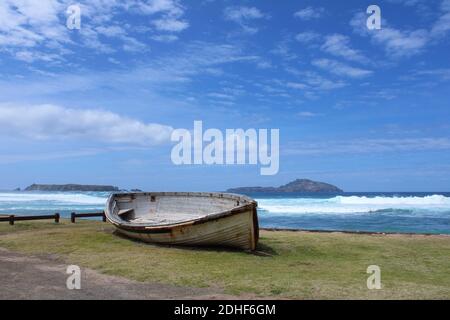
[{"left": 0, "top": 220, "right": 449, "bottom": 299}]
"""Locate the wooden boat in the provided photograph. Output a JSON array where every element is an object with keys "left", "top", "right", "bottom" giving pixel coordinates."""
[{"left": 105, "top": 192, "right": 259, "bottom": 250}]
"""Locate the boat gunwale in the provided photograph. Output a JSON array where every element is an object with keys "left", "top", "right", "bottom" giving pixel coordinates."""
[{"left": 105, "top": 192, "right": 258, "bottom": 232}]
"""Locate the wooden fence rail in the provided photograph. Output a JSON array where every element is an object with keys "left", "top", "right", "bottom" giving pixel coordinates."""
[
  {"left": 71, "top": 212, "right": 106, "bottom": 223},
  {"left": 0, "top": 213, "right": 60, "bottom": 225},
  {"left": 0, "top": 212, "right": 106, "bottom": 225}
]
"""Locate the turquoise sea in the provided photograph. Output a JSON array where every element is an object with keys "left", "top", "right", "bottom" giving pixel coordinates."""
[{"left": 0, "top": 191, "right": 449, "bottom": 234}]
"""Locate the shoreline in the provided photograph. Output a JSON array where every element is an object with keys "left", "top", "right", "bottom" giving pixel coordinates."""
[
  {"left": 0, "top": 216, "right": 448, "bottom": 237},
  {"left": 261, "top": 227, "right": 450, "bottom": 237}
]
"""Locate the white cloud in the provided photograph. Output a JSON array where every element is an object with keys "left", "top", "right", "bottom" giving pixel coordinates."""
[
  {"left": 312, "top": 59, "right": 373, "bottom": 78},
  {"left": 0, "top": 103, "right": 173, "bottom": 146},
  {"left": 321, "top": 34, "right": 368, "bottom": 63},
  {"left": 0, "top": 0, "right": 189, "bottom": 62},
  {"left": 0, "top": 148, "right": 108, "bottom": 165},
  {"left": 372, "top": 28, "right": 429, "bottom": 57},
  {"left": 0, "top": 0, "right": 69, "bottom": 52},
  {"left": 207, "top": 92, "right": 234, "bottom": 100},
  {"left": 108, "top": 57, "right": 120, "bottom": 64},
  {"left": 415, "top": 68, "right": 450, "bottom": 80},
  {"left": 94, "top": 25, "right": 148, "bottom": 52},
  {"left": 224, "top": 6, "right": 267, "bottom": 34},
  {"left": 301, "top": 71, "right": 347, "bottom": 90},
  {"left": 431, "top": 0, "right": 450, "bottom": 36},
  {"left": 295, "top": 31, "right": 321, "bottom": 44},
  {"left": 350, "top": 12, "right": 429, "bottom": 58},
  {"left": 79, "top": 25, "right": 115, "bottom": 53},
  {"left": 122, "top": 36, "right": 148, "bottom": 52},
  {"left": 95, "top": 25, "right": 127, "bottom": 37},
  {"left": 270, "top": 41, "right": 298, "bottom": 60},
  {"left": 151, "top": 34, "right": 179, "bottom": 42},
  {"left": 285, "top": 68, "right": 347, "bottom": 91},
  {"left": 224, "top": 6, "right": 265, "bottom": 22},
  {"left": 135, "top": 0, "right": 184, "bottom": 16},
  {"left": 136, "top": 0, "right": 189, "bottom": 33},
  {"left": 294, "top": 7, "right": 324, "bottom": 20},
  {"left": 297, "top": 111, "right": 322, "bottom": 118},
  {"left": 287, "top": 82, "right": 308, "bottom": 90},
  {"left": 152, "top": 18, "right": 189, "bottom": 32},
  {"left": 287, "top": 138, "right": 450, "bottom": 155},
  {"left": 0, "top": 41, "right": 263, "bottom": 102},
  {"left": 256, "top": 60, "right": 272, "bottom": 69},
  {"left": 14, "top": 50, "right": 62, "bottom": 63},
  {"left": 433, "top": 12, "right": 450, "bottom": 35}
]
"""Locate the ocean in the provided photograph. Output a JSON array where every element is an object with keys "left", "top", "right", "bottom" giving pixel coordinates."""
[{"left": 0, "top": 191, "right": 449, "bottom": 235}]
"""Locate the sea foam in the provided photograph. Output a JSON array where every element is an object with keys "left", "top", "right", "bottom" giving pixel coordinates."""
[
  {"left": 257, "top": 195, "right": 450, "bottom": 215},
  {"left": 0, "top": 192, "right": 107, "bottom": 205}
]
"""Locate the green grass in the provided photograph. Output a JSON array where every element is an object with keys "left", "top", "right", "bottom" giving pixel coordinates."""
[{"left": 0, "top": 220, "right": 449, "bottom": 299}]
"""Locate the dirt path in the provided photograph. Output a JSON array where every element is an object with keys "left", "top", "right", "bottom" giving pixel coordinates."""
[{"left": 0, "top": 248, "right": 234, "bottom": 300}]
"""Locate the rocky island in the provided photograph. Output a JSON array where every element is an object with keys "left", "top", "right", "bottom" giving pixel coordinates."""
[
  {"left": 24, "top": 184, "right": 119, "bottom": 192},
  {"left": 227, "top": 179, "right": 343, "bottom": 193}
]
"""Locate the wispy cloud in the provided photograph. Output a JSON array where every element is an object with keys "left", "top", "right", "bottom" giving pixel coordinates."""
[
  {"left": 321, "top": 34, "right": 369, "bottom": 63},
  {"left": 431, "top": 0, "right": 450, "bottom": 36},
  {"left": 286, "top": 82, "right": 308, "bottom": 90},
  {"left": 0, "top": 103, "right": 173, "bottom": 146},
  {"left": 312, "top": 58, "right": 373, "bottom": 78},
  {"left": 285, "top": 69, "right": 347, "bottom": 91},
  {"left": 415, "top": 68, "right": 450, "bottom": 80},
  {"left": 349, "top": 1, "right": 450, "bottom": 59},
  {"left": 0, "top": 0, "right": 70, "bottom": 58},
  {"left": 0, "top": 0, "right": 189, "bottom": 62},
  {"left": 294, "top": 7, "right": 325, "bottom": 20},
  {"left": 373, "top": 28, "right": 428, "bottom": 57},
  {"left": 297, "top": 111, "right": 322, "bottom": 118},
  {"left": 350, "top": 10, "right": 435, "bottom": 58},
  {"left": 286, "top": 138, "right": 450, "bottom": 155},
  {"left": 0, "top": 149, "right": 106, "bottom": 165},
  {"left": 152, "top": 18, "right": 189, "bottom": 32},
  {"left": 295, "top": 31, "right": 321, "bottom": 44},
  {"left": 151, "top": 34, "right": 179, "bottom": 42},
  {"left": 0, "top": 41, "right": 262, "bottom": 100},
  {"left": 223, "top": 6, "right": 268, "bottom": 34}
]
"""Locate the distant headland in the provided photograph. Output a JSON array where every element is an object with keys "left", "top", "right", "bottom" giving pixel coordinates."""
[
  {"left": 24, "top": 184, "right": 120, "bottom": 192},
  {"left": 227, "top": 179, "right": 343, "bottom": 193}
]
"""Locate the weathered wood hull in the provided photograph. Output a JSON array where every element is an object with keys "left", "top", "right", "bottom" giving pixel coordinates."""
[{"left": 105, "top": 192, "right": 259, "bottom": 251}]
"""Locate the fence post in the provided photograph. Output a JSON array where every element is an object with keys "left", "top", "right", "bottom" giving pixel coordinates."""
[
  {"left": 9, "top": 215, "right": 14, "bottom": 226},
  {"left": 71, "top": 212, "right": 76, "bottom": 223},
  {"left": 55, "top": 213, "right": 60, "bottom": 223},
  {"left": 102, "top": 211, "right": 106, "bottom": 222}
]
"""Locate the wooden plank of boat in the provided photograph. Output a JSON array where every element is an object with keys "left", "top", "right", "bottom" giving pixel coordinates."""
[{"left": 105, "top": 192, "right": 259, "bottom": 251}]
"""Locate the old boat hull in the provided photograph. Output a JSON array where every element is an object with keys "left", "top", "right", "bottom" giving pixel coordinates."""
[{"left": 105, "top": 192, "right": 259, "bottom": 250}]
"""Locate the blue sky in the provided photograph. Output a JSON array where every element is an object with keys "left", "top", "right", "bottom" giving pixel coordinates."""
[{"left": 0, "top": 0, "right": 450, "bottom": 192}]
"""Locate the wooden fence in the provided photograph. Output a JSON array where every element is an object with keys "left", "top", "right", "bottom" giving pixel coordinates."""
[
  {"left": 70, "top": 212, "right": 106, "bottom": 223},
  {"left": 0, "top": 213, "right": 60, "bottom": 225},
  {"left": 0, "top": 211, "right": 106, "bottom": 225}
]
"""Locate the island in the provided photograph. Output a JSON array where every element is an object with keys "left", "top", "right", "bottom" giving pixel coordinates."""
[
  {"left": 226, "top": 178, "right": 343, "bottom": 193},
  {"left": 24, "top": 184, "right": 119, "bottom": 192}
]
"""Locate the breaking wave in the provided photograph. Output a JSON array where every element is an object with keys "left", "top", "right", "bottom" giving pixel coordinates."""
[
  {"left": 0, "top": 192, "right": 108, "bottom": 205},
  {"left": 257, "top": 195, "right": 450, "bottom": 215}
]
